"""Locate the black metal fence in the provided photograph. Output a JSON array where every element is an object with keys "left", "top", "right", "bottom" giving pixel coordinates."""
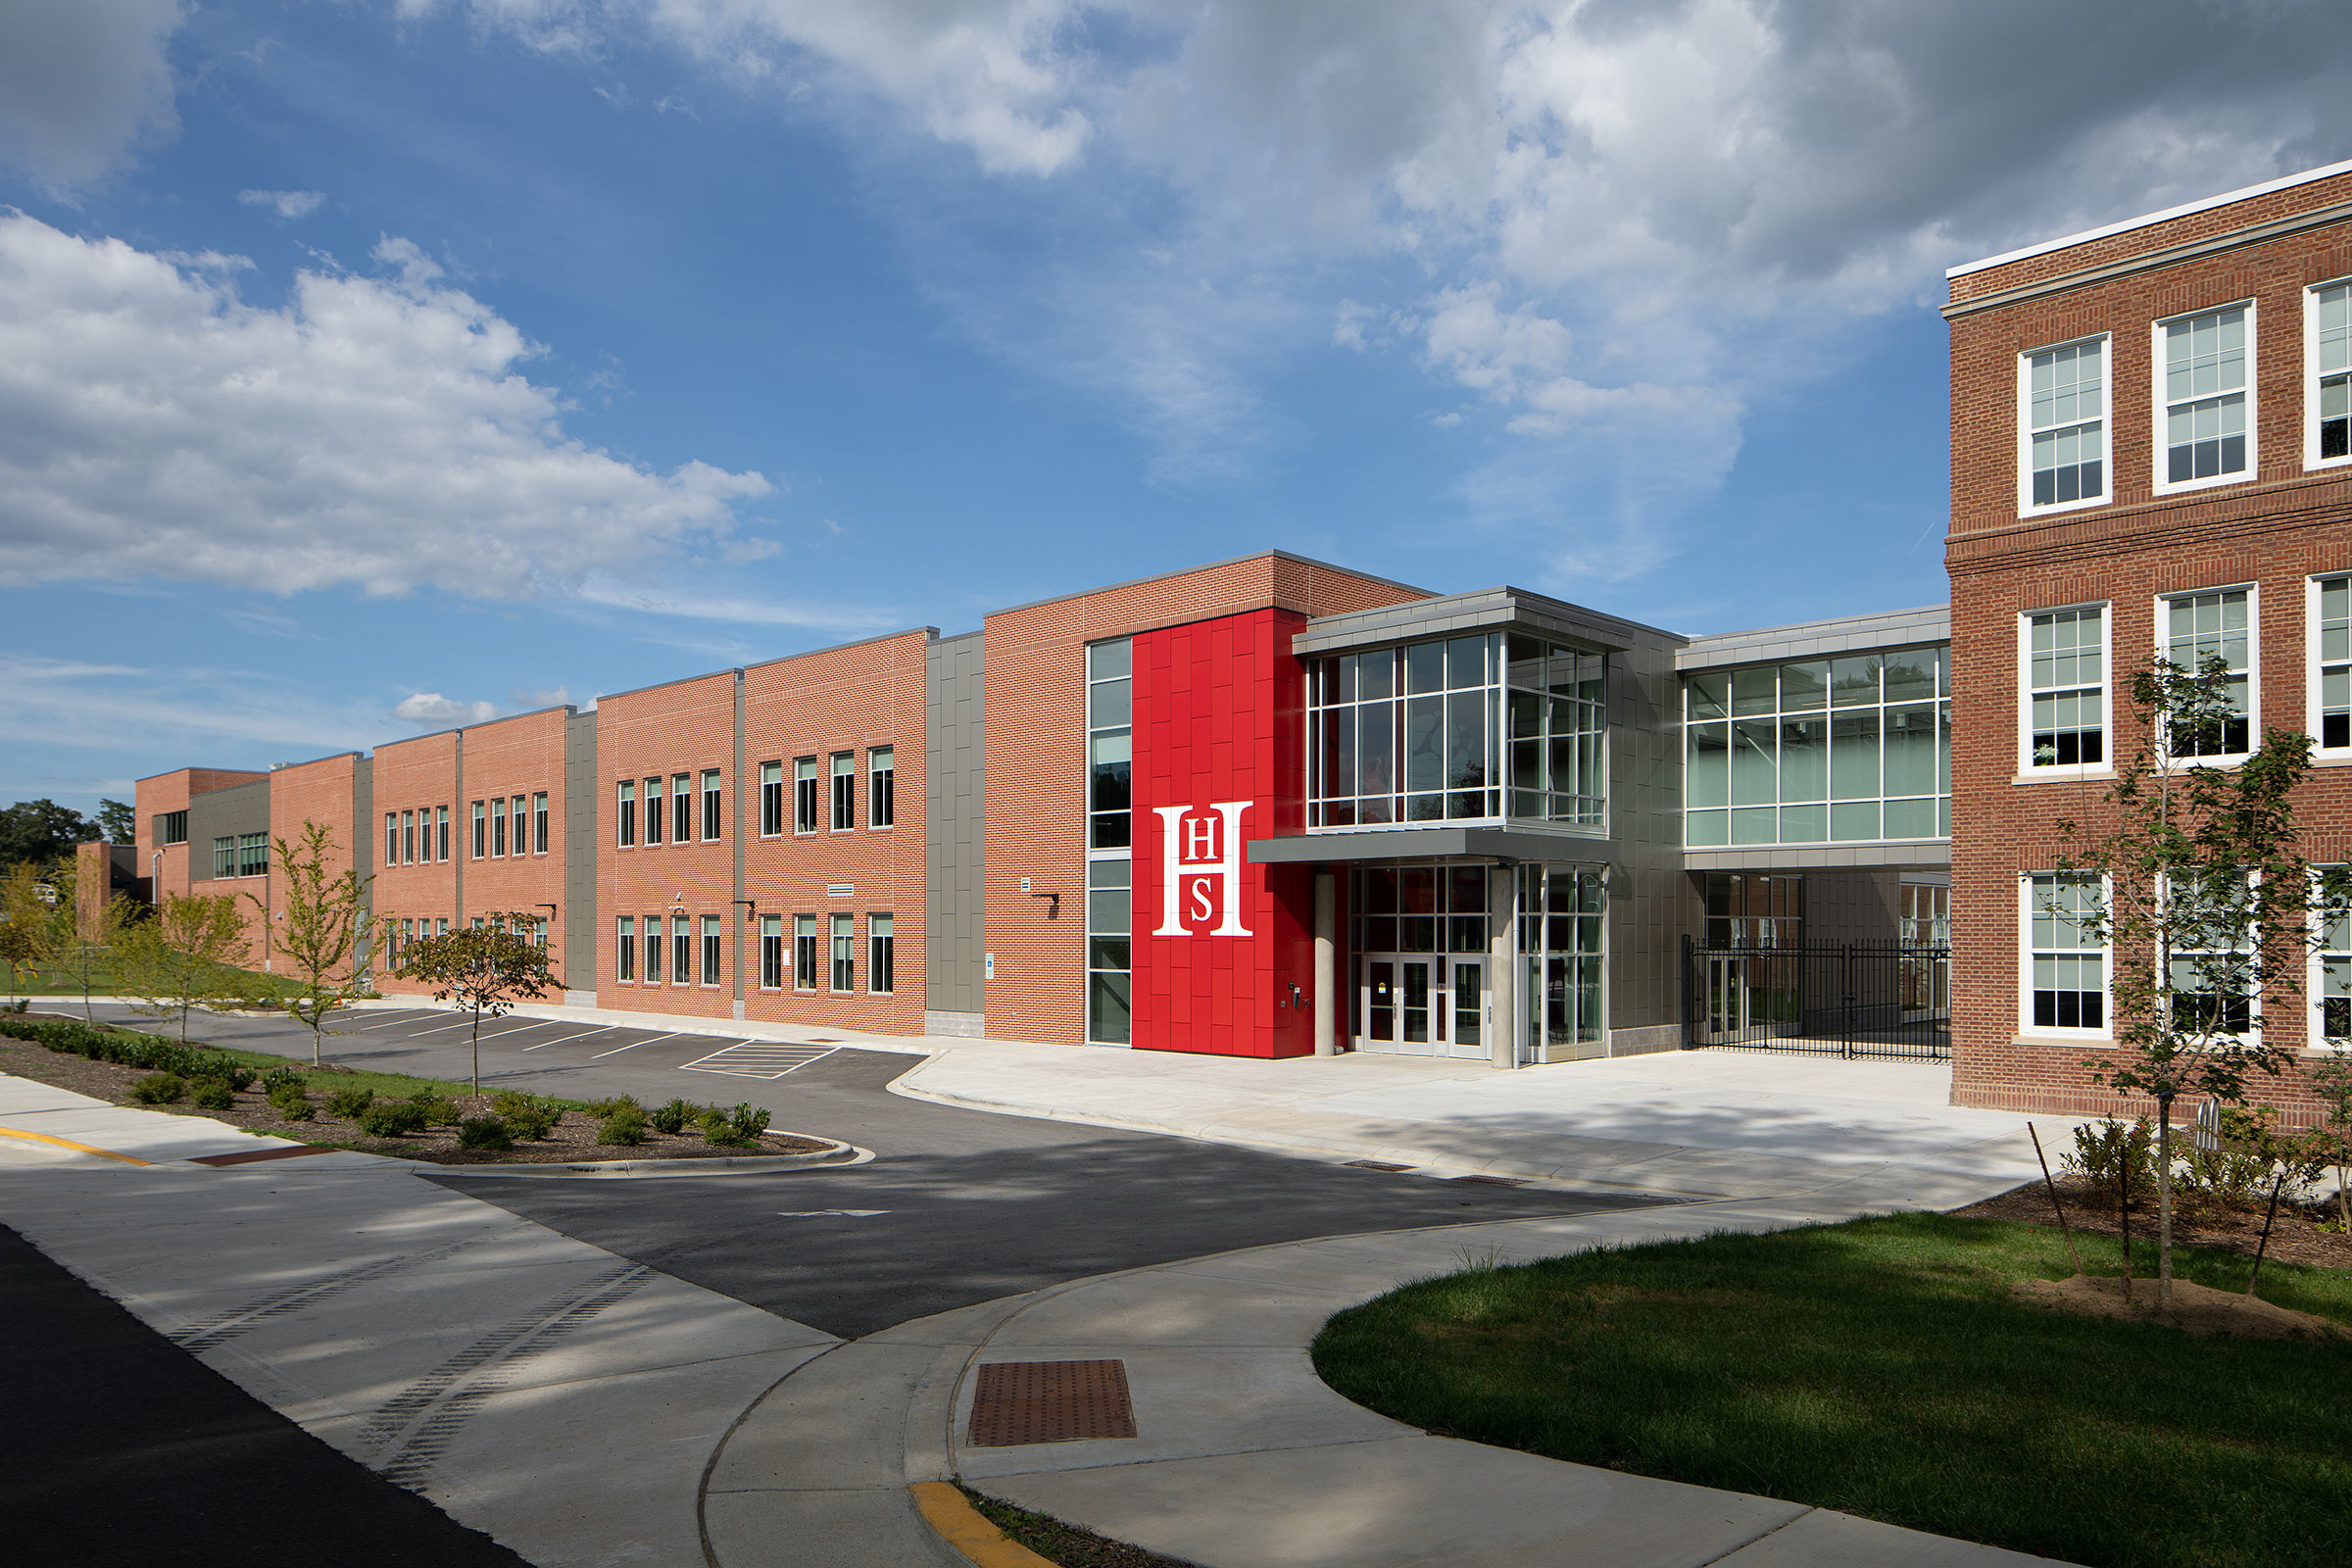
[{"left": 1681, "top": 936, "right": 1950, "bottom": 1059}]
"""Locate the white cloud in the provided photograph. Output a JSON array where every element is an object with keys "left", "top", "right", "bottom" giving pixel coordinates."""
[
  {"left": 569, "top": 573, "right": 899, "bottom": 632},
  {"left": 392, "top": 692, "right": 501, "bottom": 726},
  {"left": 0, "top": 0, "right": 185, "bottom": 186},
  {"left": 237, "top": 188, "right": 326, "bottom": 220},
  {"left": 0, "top": 656, "right": 383, "bottom": 758},
  {"left": 0, "top": 214, "right": 772, "bottom": 599}
]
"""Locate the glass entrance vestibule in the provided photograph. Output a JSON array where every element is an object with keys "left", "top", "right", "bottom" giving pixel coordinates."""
[{"left": 1347, "top": 861, "right": 1608, "bottom": 1062}]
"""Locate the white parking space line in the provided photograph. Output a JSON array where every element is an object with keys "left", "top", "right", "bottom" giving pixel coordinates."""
[
  {"left": 679, "top": 1043, "right": 839, "bottom": 1079},
  {"left": 591, "top": 1032, "right": 684, "bottom": 1059},
  {"left": 353, "top": 1014, "right": 441, "bottom": 1031},
  {"left": 519, "top": 1026, "right": 618, "bottom": 1052},
  {"left": 400, "top": 1018, "right": 492, "bottom": 1038}
]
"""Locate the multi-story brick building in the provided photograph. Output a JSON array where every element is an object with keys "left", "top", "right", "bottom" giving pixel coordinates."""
[
  {"left": 130, "top": 551, "right": 1949, "bottom": 1064},
  {"left": 1946, "top": 160, "right": 2352, "bottom": 1117}
]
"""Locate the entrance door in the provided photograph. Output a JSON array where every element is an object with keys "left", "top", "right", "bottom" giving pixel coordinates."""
[
  {"left": 1357, "top": 954, "right": 1487, "bottom": 1057},
  {"left": 1700, "top": 955, "right": 1748, "bottom": 1044}
]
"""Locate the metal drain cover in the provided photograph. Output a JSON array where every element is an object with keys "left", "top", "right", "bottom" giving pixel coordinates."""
[{"left": 967, "top": 1359, "right": 1138, "bottom": 1446}]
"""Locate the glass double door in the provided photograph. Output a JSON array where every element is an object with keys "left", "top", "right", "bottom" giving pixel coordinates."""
[{"left": 1359, "top": 953, "right": 1488, "bottom": 1058}]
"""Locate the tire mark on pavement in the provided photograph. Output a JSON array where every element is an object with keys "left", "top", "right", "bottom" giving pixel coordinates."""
[{"left": 170, "top": 1234, "right": 509, "bottom": 1353}]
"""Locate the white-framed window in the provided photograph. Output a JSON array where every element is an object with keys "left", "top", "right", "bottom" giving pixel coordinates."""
[
  {"left": 2308, "top": 279, "right": 2351, "bottom": 468},
  {"left": 2161, "top": 586, "right": 2255, "bottom": 759},
  {"left": 2021, "top": 336, "right": 2108, "bottom": 511},
  {"left": 2155, "top": 303, "right": 2253, "bottom": 492},
  {"left": 794, "top": 758, "right": 818, "bottom": 835},
  {"left": 868, "top": 912, "right": 894, "bottom": 995},
  {"left": 830, "top": 912, "right": 855, "bottom": 991},
  {"left": 701, "top": 768, "right": 722, "bottom": 841},
  {"left": 490, "top": 796, "right": 507, "bottom": 858},
  {"left": 614, "top": 781, "right": 634, "bottom": 848},
  {"left": 831, "top": 752, "right": 856, "bottom": 832},
  {"left": 475, "top": 799, "right": 489, "bottom": 858},
  {"left": 671, "top": 771, "right": 692, "bottom": 845},
  {"left": 403, "top": 809, "right": 416, "bottom": 864},
  {"left": 616, "top": 916, "right": 635, "bottom": 983},
  {"left": 2312, "top": 574, "right": 2351, "bottom": 753},
  {"left": 869, "top": 747, "right": 895, "bottom": 828},
  {"left": 760, "top": 760, "right": 783, "bottom": 837},
  {"left": 2022, "top": 606, "right": 2108, "bottom": 771},
  {"left": 533, "top": 792, "right": 549, "bottom": 855},
  {"left": 436, "top": 805, "right": 450, "bottom": 861},
  {"left": 644, "top": 914, "right": 663, "bottom": 983},
  {"left": 512, "top": 797, "right": 527, "bottom": 860},
  {"left": 794, "top": 914, "right": 817, "bottom": 990},
  {"left": 644, "top": 775, "right": 663, "bottom": 845},
  {"left": 759, "top": 914, "right": 783, "bottom": 990},
  {"left": 671, "top": 918, "right": 690, "bottom": 986},
  {"left": 2315, "top": 869, "right": 2351, "bottom": 1050},
  {"left": 385, "top": 812, "right": 398, "bottom": 868},
  {"left": 701, "top": 914, "right": 721, "bottom": 986},
  {"left": 2024, "top": 872, "right": 2107, "bottom": 1034},
  {"left": 2167, "top": 869, "right": 2255, "bottom": 1043}
]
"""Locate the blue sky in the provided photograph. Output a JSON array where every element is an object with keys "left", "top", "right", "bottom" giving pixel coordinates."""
[{"left": 5, "top": 0, "right": 2351, "bottom": 814}]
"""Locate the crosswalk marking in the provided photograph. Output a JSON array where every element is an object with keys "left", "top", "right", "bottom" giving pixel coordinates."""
[{"left": 678, "top": 1043, "right": 838, "bottom": 1079}]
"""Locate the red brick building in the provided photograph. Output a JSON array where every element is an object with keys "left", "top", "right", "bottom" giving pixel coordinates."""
[{"left": 1946, "top": 160, "right": 2352, "bottom": 1117}]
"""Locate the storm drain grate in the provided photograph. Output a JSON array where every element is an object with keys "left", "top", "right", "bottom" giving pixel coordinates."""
[
  {"left": 967, "top": 1359, "right": 1137, "bottom": 1446},
  {"left": 1451, "top": 1174, "right": 1530, "bottom": 1187},
  {"left": 1343, "top": 1159, "right": 1414, "bottom": 1172}
]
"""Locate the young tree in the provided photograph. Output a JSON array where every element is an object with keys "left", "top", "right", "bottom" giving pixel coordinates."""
[
  {"left": 387, "top": 912, "right": 558, "bottom": 1094},
  {"left": 116, "top": 892, "right": 253, "bottom": 1043},
  {"left": 0, "top": 862, "right": 49, "bottom": 1003},
  {"left": 0, "top": 858, "right": 130, "bottom": 1020},
  {"left": 271, "top": 821, "right": 374, "bottom": 1067},
  {"left": 2308, "top": 1047, "right": 2352, "bottom": 1235},
  {"left": 2058, "top": 654, "right": 2352, "bottom": 1307}
]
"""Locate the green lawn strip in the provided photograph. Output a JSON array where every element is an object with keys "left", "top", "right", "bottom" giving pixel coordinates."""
[
  {"left": 4, "top": 959, "right": 305, "bottom": 1000},
  {"left": 1311, "top": 1213, "right": 2352, "bottom": 1568},
  {"left": 957, "top": 1486, "right": 1193, "bottom": 1568}
]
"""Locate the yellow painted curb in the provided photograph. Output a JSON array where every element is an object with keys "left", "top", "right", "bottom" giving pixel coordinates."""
[
  {"left": 907, "top": 1482, "right": 1058, "bottom": 1568},
  {"left": 0, "top": 1125, "right": 153, "bottom": 1166}
]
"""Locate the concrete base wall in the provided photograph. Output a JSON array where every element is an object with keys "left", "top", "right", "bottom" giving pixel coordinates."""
[
  {"left": 1606, "top": 1023, "right": 1682, "bottom": 1057},
  {"left": 925, "top": 1010, "right": 986, "bottom": 1038}
]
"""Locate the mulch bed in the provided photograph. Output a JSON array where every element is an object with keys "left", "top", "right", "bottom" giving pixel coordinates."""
[
  {"left": 0, "top": 1037, "right": 834, "bottom": 1165},
  {"left": 1953, "top": 1173, "right": 2352, "bottom": 1272},
  {"left": 961, "top": 1487, "right": 1200, "bottom": 1568}
]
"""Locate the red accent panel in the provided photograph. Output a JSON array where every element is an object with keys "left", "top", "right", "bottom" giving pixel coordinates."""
[{"left": 1129, "top": 608, "right": 1315, "bottom": 1058}]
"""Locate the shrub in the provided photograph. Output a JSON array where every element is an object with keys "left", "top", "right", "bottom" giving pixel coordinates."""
[
  {"left": 2064, "top": 1117, "right": 2157, "bottom": 1206},
  {"left": 269, "top": 1087, "right": 314, "bottom": 1121},
  {"left": 188, "top": 1080, "right": 236, "bottom": 1111},
  {"left": 648, "top": 1098, "right": 695, "bottom": 1135},
  {"left": 728, "top": 1102, "right": 770, "bottom": 1141},
  {"left": 193, "top": 1062, "right": 257, "bottom": 1094},
  {"left": 457, "top": 1115, "right": 514, "bottom": 1151},
  {"left": 700, "top": 1102, "right": 770, "bottom": 1148},
  {"left": 357, "top": 1101, "right": 428, "bottom": 1138},
  {"left": 585, "top": 1095, "right": 643, "bottom": 1119},
  {"left": 409, "top": 1094, "right": 464, "bottom": 1127},
  {"left": 130, "top": 1072, "right": 186, "bottom": 1104},
  {"left": 491, "top": 1092, "right": 559, "bottom": 1141},
  {"left": 322, "top": 1088, "right": 375, "bottom": 1120},
  {"left": 260, "top": 1066, "right": 307, "bottom": 1095},
  {"left": 596, "top": 1105, "right": 648, "bottom": 1146}
]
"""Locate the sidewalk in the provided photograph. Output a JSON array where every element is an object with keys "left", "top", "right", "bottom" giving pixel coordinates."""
[{"left": 895, "top": 1040, "right": 2079, "bottom": 1208}]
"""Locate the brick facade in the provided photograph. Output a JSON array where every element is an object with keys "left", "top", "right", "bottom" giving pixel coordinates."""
[{"left": 1947, "top": 165, "right": 2352, "bottom": 1121}]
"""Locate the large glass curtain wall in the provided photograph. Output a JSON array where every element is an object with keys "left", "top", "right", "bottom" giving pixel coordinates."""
[
  {"left": 1309, "top": 632, "right": 1604, "bottom": 829},
  {"left": 1686, "top": 646, "right": 1950, "bottom": 847},
  {"left": 1520, "top": 865, "right": 1605, "bottom": 1054},
  {"left": 1086, "top": 639, "right": 1134, "bottom": 1044}
]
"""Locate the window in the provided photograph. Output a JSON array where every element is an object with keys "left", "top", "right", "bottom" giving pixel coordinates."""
[
  {"left": 760, "top": 914, "right": 783, "bottom": 990},
  {"left": 436, "top": 806, "right": 449, "bottom": 862},
  {"left": 532, "top": 792, "right": 549, "bottom": 855},
  {"left": 760, "top": 760, "right": 783, "bottom": 836},
  {"left": 385, "top": 813, "right": 399, "bottom": 867},
  {"left": 794, "top": 758, "right": 818, "bottom": 834},
  {"left": 831, "top": 912, "right": 855, "bottom": 991},
  {"left": 701, "top": 914, "right": 721, "bottom": 986},
  {"left": 155, "top": 810, "right": 188, "bottom": 846},
  {"left": 2160, "top": 305, "right": 2251, "bottom": 487},
  {"left": 213, "top": 836, "right": 235, "bottom": 878},
  {"left": 2318, "top": 872, "right": 2351, "bottom": 1047},
  {"left": 644, "top": 776, "right": 663, "bottom": 845},
  {"left": 672, "top": 920, "right": 690, "bottom": 986},
  {"left": 2316, "top": 576, "right": 2350, "bottom": 751},
  {"left": 869, "top": 912, "right": 894, "bottom": 995},
  {"left": 702, "top": 768, "right": 721, "bottom": 841},
  {"left": 532, "top": 917, "right": 547, "bottom": 950},
  {"left": 831, "top": 753, "right": 856, "bottom": 831},
  {"left": 869, "top": 747, "right": 895, "bottom": 828},
  {"left": 1306, "top": 634, "right": 1518, "bottom": 828},
  {"left": 2028, "top": 873, "right": 2105, "bottom": 1032},
  {"left": 2164, "top": 588, "right": 2252, "bottom": 757},
  {"left": 616, "top": 780, "right": 636, "bottom": 848},
  {"left": 616, "top": 916, "right": 635, "bottom": 982},
  {"left": 672, "top": 771, "right": 692, "bottom": 845},
  {"left": 644, "top": 915, "right": 662, "bottom": 983},
  {"left": 1086, "top": 858, "right": 1131, "bottom": 1045},
  {"left": 404, "top": 810, "right": 417, "bottom": 865},
  {"left": 1519, "top": 865, "right": 1606, "bottom": 1054},
  {"left": 511, "top": 797, "right": 525, "bottom": 860},
  {"left": 1687, "top": 646, "right": 1948, "bottom": 846},
  {"left": 437, "top": 918, "right": 449, "bottom": 937},
  {"left": 473, "top": 801, "right": 488, "bottom": 858},
  {"left": 2169, "top": 871, "right": 2252, "bottom": 1039},
  {"left": 2027, "top": 607, "right": 2106, "bottom": 768},
  {"left": 2024, "top": 337, "right": 2107, "bottom": 509},
  {"left": 1088, "top": 640, "right": 1133, "bottom": 849},
  {"left": 237, "top": 833, "right": 269, "bottom": 877},
  {"left": 794, "top": 914, "right": 817, "bottom": 990},
  {"left": 2310, "top": 281, "right": 2350, "bottom": 466},
  {"left": 491, "top": 797, "right": 507, "bottom": 858}
]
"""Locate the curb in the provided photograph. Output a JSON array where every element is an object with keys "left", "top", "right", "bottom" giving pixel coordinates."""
[
  {"left": 0, "top": 1124, "right": 155, "bottom": 1166},
  {"left": 906, "top": 1483, "right": 1055, "bottom": 1568},
  {"left": 414, "top": 1140, "right": 874, "bottom": 1179}
]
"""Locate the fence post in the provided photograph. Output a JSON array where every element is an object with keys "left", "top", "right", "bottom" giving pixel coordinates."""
[
  {"left": 1679, "top": 933, "right": 1692, "bottom": 1050},
  {"left": 1840, "top": 943, "right": 1855, "bottom": 1059}
]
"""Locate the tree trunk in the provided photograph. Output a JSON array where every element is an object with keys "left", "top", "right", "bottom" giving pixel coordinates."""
[
  {"left": 471, "top": 1007, "right": 482, "bottom": 1096},
  {"left": 2155, "top": 1094, "right": 2176, "bottom": 1311}
]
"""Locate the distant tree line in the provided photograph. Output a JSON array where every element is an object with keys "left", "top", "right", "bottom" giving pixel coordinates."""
[{"left": 0, "top": 798, "right": 136, "bottom": 870}]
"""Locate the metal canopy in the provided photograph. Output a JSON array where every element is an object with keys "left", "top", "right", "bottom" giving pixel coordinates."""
[{"left": 1246, "top": 826, "right": 1607, "bottom": 864}]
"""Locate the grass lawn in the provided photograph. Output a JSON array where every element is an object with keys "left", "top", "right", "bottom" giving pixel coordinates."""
[
  {"left": 1311, "top": 1213, "right": 2352, "bottom": 1568},
  {"left": 3, "top": 958, "right": 302, "bottom": 1000}
]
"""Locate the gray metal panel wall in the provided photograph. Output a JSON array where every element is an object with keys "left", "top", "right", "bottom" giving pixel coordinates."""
[
  {"left": 564, "top": 710, "right": 599, "bottom": 991},
  {"left": 184, "top": 778, "right": 272, "bottom": 857},
  {"left": 1603, "top": 622, "right": 1693, "bottom": 1039},
  {"left": 925, "top": 629, "right": 987, "bottom": 1014}
]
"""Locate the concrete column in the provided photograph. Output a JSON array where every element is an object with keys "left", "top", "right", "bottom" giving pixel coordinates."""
[
  {"left": 1313, "top": 870, "right": 1337, "bottom": 1057},
  {"left": 1489, "top": 863, "right": 1517, "bottom": 1069}
]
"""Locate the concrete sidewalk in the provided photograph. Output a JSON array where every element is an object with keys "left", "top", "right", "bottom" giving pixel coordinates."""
[{"left": 895, "top": 1040, "right": 2078, "bottom": 1208}]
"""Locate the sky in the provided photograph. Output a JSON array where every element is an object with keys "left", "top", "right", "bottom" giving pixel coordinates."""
[{"left": 4, "top": 1, "right": 2352, "bottom": 816}]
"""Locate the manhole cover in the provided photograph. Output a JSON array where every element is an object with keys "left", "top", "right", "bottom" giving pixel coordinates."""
[
  {"left": 967, "top": 1359, "right": 1137, "bottom": 1446},
  {"left": 1451, "top": 1174, "right": 1528, "bottom": 1187},
  {"left": 1343, "top": 1159, "right": 1413, "bottom": 1171}
]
